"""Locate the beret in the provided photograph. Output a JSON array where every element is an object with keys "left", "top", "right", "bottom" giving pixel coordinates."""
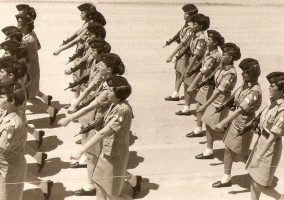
[
  {"left": 182, "top": 4, "right": 198, "bottom": 15},
  {"left": 16, "top": 4, "right": 30, "bottom": 11},
  {"left": 78, "top": 3, "right": 96, "bottom": 11},
  {"left": 239, "top": 58, "right": 259, "bottom": 70},
  {"left": 87, "top": 10, "right": 106, "bottom": 26},
  {"left": 0, "top": 40, "right": 21, "bottom": 51},
  {"left": 107, "top": 76, "right": 129, "bottom": 88},
  {"left": 191, "top": 13, "right": 210, "bottom": 31},
  {"left": 87, "top": 22, "right": 106, "bottom": 39},
  {"left": 15, "top": 14, "right": 33, "bottom": 24},
  {"left": 101, "top": 53, "right": 121, "bottom": 65},
  {"left": 9, "top": 46, "right": 28, "bottom": 58},
  {"left": 220, "top": 42, "right": 238, "bottom": 53},
  {"left": 0, "top": 56, "right": 16, "bottom": 68},
  {"left": 0, "top": 81, "right": 22, "bottom": 95},
  {"left": 7, "top": 32, "right": 23, "bottom": 42},
  {"left": 266, "top": 72, "right": 284, "bottom": 84},
  {"left": 1, "top": 26, "right": 20, "bottom": 36},
  {"left": 207, "top": 30, "right": 224, "bottom": 46}
]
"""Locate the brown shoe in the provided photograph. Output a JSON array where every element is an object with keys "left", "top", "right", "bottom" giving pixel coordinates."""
[
  {"left": 195, "top": 153, "right": 214, "bottom": 159},
  {"left": 212, "top": 180, "right": 232, "bottom": 188},
  {"left": 165, "top": 96, "right": 179, "bottom": 101}
]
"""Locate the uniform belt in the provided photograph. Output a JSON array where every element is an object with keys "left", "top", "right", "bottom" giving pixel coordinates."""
[{"left": 242, "top": 112, "right": 255, "bottom": 116}]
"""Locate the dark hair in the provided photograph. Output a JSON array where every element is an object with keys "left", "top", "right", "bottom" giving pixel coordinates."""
[
  {"left": 6, "top": 88, "right": 25, "bottom": 107},
  {"left": 113, "top": 85, "right": 132, "bottom": 100},
  {"left": 192, "top": 14, "right": 210, "bottom": 31},
  {"left": 232, "top": 46, "right": 241, "bottom": 61},
  {"left": 26, "top": 22, "right": 35, "bottom": 32},
  {"left": 3, "top": 62, "right": 27, "bottom": 80},
  {"left": 275, "top": 81, "right": 284, "bottom": 92},
  {"left": 101, "top": 53, "right": 125, "bottom": 75}
]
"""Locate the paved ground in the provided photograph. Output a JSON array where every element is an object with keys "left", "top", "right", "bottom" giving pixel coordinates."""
[{"left": 0, "top": 1, "right": 284, "bottom": 200}]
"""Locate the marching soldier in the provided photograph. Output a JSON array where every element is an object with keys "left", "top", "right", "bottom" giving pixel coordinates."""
[
  {"left": 212, "top": 58, "right": 262, "bottom": 188},
  {"left": 165, "top": 4, "right": 198, "bottom": 102},
  {"left": 195, "top": 42, "right": 240, "bottom": 159},
  {"left": 186, "top": 29, "right": 224, "bottom": 137},
  {"left": 0, "top": 81, "right": 27, "bottom": 200},
  {"left": 246, "top": 72, "right": 284, "bottom": 200},
  {"left": 16, "top": 14, "right": 58, "bottom": 125}
]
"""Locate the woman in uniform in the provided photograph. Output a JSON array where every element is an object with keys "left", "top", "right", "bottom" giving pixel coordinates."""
[
  {"left": 211, "top": 58, "right": 262, "bottom": 187},
  {"left": 70, "top": 75, "right": 134, "bottom": 200},
  {"left": 195, "top": 42, "right": 240, "bottom": 159},
  {"left": 186, "top": 29, "right": 224, "bottom": 137},
  {"left": 246, "top": 72, "right": 284, "bottom": 200},
  {"left": 165, "top": 4, "right": 198, "bottom": 102},
  {"left": 0, "top": 81, "right": 27, "bottom": 200},
  {"left": 16, "top": 14, "right": 58, "bottom": 125}
]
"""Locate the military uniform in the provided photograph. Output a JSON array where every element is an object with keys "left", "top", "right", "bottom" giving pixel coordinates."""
[
  {"left": 202, "top": 64, "right": 237, "bottom": 131},
  {"left": 195, "top": 49, "right": 221, "bottom": 104},
  {"left": 0, "top": 111, "right": 27, "bottom": 200},
  {"left": 93, "top": 100, "right": 133, "bottom": 195},
  {"left": 223, "top": 81, "right": 262, "bottom": 155}
]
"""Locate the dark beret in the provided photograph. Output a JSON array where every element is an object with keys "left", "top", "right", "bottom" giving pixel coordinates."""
[
  {"left": 2, "top": 26, "right": 20, "bottom": 36},
  {"left": 27, "top": 7, "right": 37, "bottom": 20},
  {"left": 239, "top": 58, "right": 259, "bottom": 70},
  {"left": 220, "top": 42, "right": 241, "bottom": 61},
  {"left": 0, "top": 56, "right": 16, "bottom": 68},
  {"left": 78, "top": 3, "right": 96, "bottom": 11},
  {"left": 0, "top": 81, "right": 22, "bottom": 95},
  {"left": 101, "top": 53, "right": 121, "bottom": 65},
  {"left": 182, "top": 4, "right": 198, "bottom": 15},
  {"left": 7, "top": 32, "right": 23, "bottom": 42},
  {"left": 16, "top": 4, "right": 30, "bottom": 11},
  {"left": 15, "top": 14, "right": 33, "bottom": 24},
  {"left": 191, "top": 13, "right": 210, "bottom": 31},
  {"left": 107, "top": 76, "right": 129, "bottom": 88},
  {"left": 9, "top": 46, "right": 28, "bottom": 58},
  {"left": 0, "top": 40, "right": 21, "bottom": 51},
  {"left": 207, "top": 30, "right": 224, "bottom": 46},
  {"left": 89, "top": 37, "right": 106, "bottom": 48},
  {"left": 87, "top": 22, "right": 106, "bottom": 39},
  {"left": 87, "top": 10, "right": 106, "bottom": 26},
  {"left": 266, "top": 72, "right": 284, "bottom": 84}
]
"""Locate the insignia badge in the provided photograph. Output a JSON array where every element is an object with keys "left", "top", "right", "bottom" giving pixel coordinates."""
[{"left": 118, "top": 116, "right": 123, "bottom": 122}]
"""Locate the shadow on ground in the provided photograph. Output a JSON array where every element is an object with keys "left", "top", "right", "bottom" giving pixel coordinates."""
[
  {"left": 23, "top": 182, "right": 73, "bottom": 200},
  {"left": 27, "top": 135, "right": 63, "bottom": 152},
  {"left": 127, "top": 151, "right": 144, "bottom": 170},
  {"left": 28, "top": 157, "right": 70, "bottom": 177},
  {"left": 27, "top": 113, "right": 66, "bottom": 129}
]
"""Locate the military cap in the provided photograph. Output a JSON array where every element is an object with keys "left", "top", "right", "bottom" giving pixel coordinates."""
[
  {"left": 78, "top": 3, "right": 96, "bottom": 11},
  {"left": 266, "top": 72, "right": 284, "bottom": 84},
  {"left": 87, "top": 10, "right": 106, "bottom": 26},
  {"left": 16, "top": 14, "right": 33, "bottom": 24},
  {"left": 107, "top": 76, "right": 129, "bottom": 87},
  {"left": 9, "top": 46, "right": 28, "bottom": 58},
  {"left": 220, "top": 42, "right": 241, "bottom": 61},
  {"left": 0, "top": 56, "right": 16, "bottom": 68},
  {"left": 191, "top": 13, "right": 210, "bottom": 31},
  {"left": 207, "top": 30, "right": 224, "bottom": 46},
  {"left": 1, "top": 26, "right": 20, "bottom": 36},
  {"left": 182, "top": 4, "right": 198, "bottom": 15},
  {"left": 87, "top": 22, "right": 106, "bottom": 39},
  {"left": 0, "top": 40, "right": 20, "bottom": 51},
  {"left": 239, "top": 58, "right": 258, "bottom": 70},
  {"left": 16, "top": 4, "right": 30, "bottom": 11},
  {"left": 101, "top": 53, "right": 122, "bottom": 65},
  {"left": 0, "top": 81, "right": 22, "bottom": 95},
  {"left": 7, "top": 31, "right": 23, "bottom": 42}
]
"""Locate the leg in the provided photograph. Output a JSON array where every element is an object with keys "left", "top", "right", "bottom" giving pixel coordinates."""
[
  {"left": 251, "top": 180, "right": 261, "bottom": 200},
  {"left": 26, "top": 172, "right": 53, "bottom": 199},
  {"left": 174, "top": 71, "right": 182, "bottom": 95},
  {"left": 109, "top": 194, "right": 133, "bottom": 200},
  {"left": 37, "top": 90, "right": 52, "bottom": 106},
  {"left": 195, "top": 125, "right": 214, "bottom": 159},
  {"left": 27, "top": 125, "right": 45, "bottom": 148},
  {"left": 95, "top": 183, "right": 108, "bottom": 200},
  {"left": 25, "top": 145, "right": 47, "bottom": 173},
  {"left": 186, "top": 103, "right": 204, "bottom": 137}
]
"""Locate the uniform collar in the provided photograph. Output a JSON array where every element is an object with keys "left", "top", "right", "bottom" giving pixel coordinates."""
[
  {"left": 245, "top": 80, "right": 258, "bottom": 87},
  {"left": 276, "top": 98, "right": 284, "bottom": 105}
]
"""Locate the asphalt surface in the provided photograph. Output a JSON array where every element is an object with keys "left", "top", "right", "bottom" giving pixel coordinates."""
[{"left": 0, "top": 1, "right": 283, "bottom": 200}]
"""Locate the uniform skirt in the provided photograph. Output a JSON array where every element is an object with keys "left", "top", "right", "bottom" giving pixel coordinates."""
[
  {"left": 174, "top": 56, "right": 189, "bottom": 76},
  {"left": 93, "top": 150, "right": 129, "bottom": 196},
  {"left": 195, "top": 85, "right": 213, "bottom": 105},
  {"left": 26, "top": 62, "right": 40, "bottom": 99},
  {"left": 223, "top": 114, "right": 254, "bottom": 156},
  {"left": 246, "top": 133, "right": 282, "bottom": 186}
]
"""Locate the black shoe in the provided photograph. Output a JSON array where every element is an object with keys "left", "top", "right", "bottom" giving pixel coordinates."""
[
  {"left": 49, "top": 108, "right": 58, "bottom": 125},
  {"left": 74, "top": 188, "right": 96, "bottom": 196},
  {"left": 195, "top": 153, "right": 214, "bottom": 159},
  {"left": 47, "top": 95, "right": 53, "bottom": 106},
  {"left": 43, "top": 180, "right": 53, "bottom": 200},
  {"left": 75, "top": 139, "right": 82, "bottom": 144},
  {"left": 212, "top": 180, "right": 232, "bottom": 188},
  {"left": 175, "top": 110, "right": 192, "bottom": 116},
  {"left": 37, "top": 131, "right": 45, "bottom": 148},
  {"left": 38, "top": 153, "right": 48, "bottom": 173},
  {"left": 70, "top": 162, "right": 87, "bottom": 168},
  {"left": 165, "top": 96, "right": 179, "bottom": 101},
  {"left": 186, "top": 131, "right": 204, "bottom": 138},
  {"left": 132, "top": 176, "right": 142, "bottom": 198}
]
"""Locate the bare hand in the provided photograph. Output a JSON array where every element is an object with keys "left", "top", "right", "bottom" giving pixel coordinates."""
[
  {"left": 67, "top": 105, "right": 76, "bottom": 113},
  {"left": 196, "top": 105, "right": 206, "bottom": 113},
  {"left": 166, "top": 57, "right": 173, "bottom": 63},
  {"left": 53, "top": 50, "right": 61, "bottom": 55},
  {"left": 58, "top": 118, "right": 70, "bottom": 126},
  {"left": 64, "top": 68, "right": 72, "bottom": 75},
  {"left": 70, "top": 149, "right": 83, "bottom": 160},
  {"left": 215, "top": 123, "right": 224, "bottom": 130}
]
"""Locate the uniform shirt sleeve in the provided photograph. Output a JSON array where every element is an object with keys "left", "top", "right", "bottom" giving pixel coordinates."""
[
  {"left": 200, "top": 57, "right": 217, "bottom": 75},
  {"left": 193, "top": 39, "right": 207, "bottom": 57},
  {"left": 0, "top": 125, "right": 15, "bottom": 154},
  {"left": 107, "top": 107, "right": 131, "bottom": 133},
  {"left": 180, "top": 29, "right": 193, "bottom": 44},
  {"left": 95, "top": 90, "right": 109, "bottom": 107},
  {"left": 271, "top": 110, "right": 284, "bottom": 136},
  {"left": 24, "top": 36, "right": 38, "bottom": 63},
  {"left": 217, "top": 74, "right": 235, "bottom": 92},
  {"left": 239, "top": 90, "right": 261, "bottom": 111}
]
